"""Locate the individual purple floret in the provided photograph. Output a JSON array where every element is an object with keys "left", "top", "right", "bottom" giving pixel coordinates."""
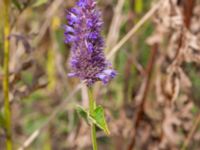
[{"left": 64, "top": 0, "right": 116, "bottom": 86}]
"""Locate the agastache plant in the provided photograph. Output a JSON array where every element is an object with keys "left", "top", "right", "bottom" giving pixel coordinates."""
[
  {"left": 64, "top": 0, "right": 116, "bottom": 86},
  {"left": 64, "top": 0, "right": 116, "bottom": 150}
]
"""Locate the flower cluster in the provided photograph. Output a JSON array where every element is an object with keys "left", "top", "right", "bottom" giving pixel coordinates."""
[{"left": 64, "top": 0, "right": 116, "bottom": 85}]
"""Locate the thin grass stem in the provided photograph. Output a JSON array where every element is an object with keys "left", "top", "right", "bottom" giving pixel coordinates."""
[{"left": 3, "top": 0, "right": 12, "bottom": 149}]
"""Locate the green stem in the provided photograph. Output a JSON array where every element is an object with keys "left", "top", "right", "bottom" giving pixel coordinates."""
[
  {"left": 3, "top": 0, "right": 12, "bottom": 149},
  {"left": 88, "top": 88, "right": 98, "bottom": 150}
]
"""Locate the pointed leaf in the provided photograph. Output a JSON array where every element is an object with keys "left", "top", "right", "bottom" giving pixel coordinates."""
[
  {"left": 92, "top": 106, "right": 110, "bottom": 135},
  {"left": 76, "top": 105, "right": 89, "bottom": 124},
  {"left": 76, "top": 105, "right": 98, "bottom": 126}
]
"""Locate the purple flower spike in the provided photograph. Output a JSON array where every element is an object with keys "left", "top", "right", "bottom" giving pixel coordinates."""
[{"left": 64, "top": 0, "right": 116, "bottom": 86}]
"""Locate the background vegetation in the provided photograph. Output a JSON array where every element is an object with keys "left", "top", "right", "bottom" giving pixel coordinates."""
[{"left": 1, "top": 0, "right": 200, "bottom": 149}]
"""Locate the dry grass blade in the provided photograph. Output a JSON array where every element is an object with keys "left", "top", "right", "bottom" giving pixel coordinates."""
[
  {"left": 106, "top": 0, "right": 125, "bottom": 53},
  {"left": 17, "top": 83, "right": 82, "bottom": 150},
  {"left": 34, "top": 0, "right": 64, "bottom": 45},
  {"left": 106, "top": 0, "right": 162, "bottom": 59},
  {"left": 127, "top": 43, "right": 158, "bottom": 150},
  {"left": 181, "top": 113, "right": 200, "bottom": 150}
]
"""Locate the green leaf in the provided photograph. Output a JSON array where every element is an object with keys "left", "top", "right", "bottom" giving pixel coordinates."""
[
  {"left": 92, "top": 106, "right": 110, "bottom": 135},
  {"left": 12, "top": 0, "right": 22, "bottom": 10},
  {"left": 32, "top": 0, "right": 48, "bottom": 7},
  {"left": 76, "top": 105, "right": 90, "bottom": 124},
  {"left": 76, "top": 105, "right": 110, "bottom": 135}
]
